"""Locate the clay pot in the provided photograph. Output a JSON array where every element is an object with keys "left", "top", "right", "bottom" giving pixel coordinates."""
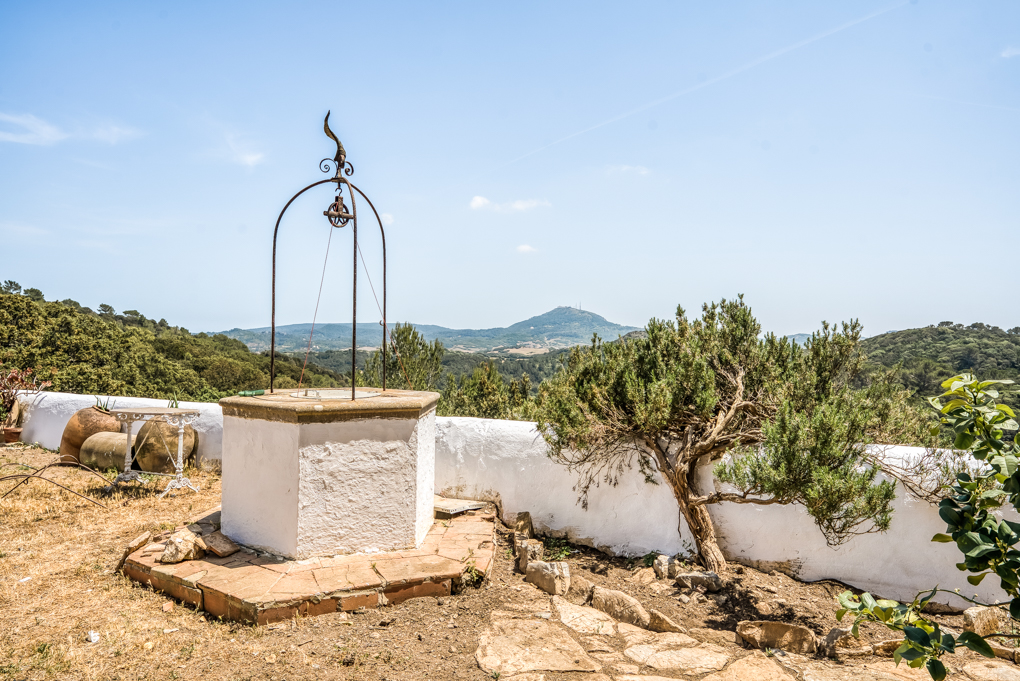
[
  {"left": 60, "top": 406, "right": 121, "bottom": 464},
  {"left": 3, "top": 427, "right": 22, "bottom": 444},
  {"left": 79, "top": 432, "right": 135, "bottom": 472},
  {"left": 134, "top": 420, "right": 197, "bottom": 474}
]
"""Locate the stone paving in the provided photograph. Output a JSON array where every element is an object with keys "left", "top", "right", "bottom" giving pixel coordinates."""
[
  {"left": 474, "top": 596, "right": 1020, "bottom": 681},
  {"left": 123, "top": 506, "right": 496, "bottom": 624}
]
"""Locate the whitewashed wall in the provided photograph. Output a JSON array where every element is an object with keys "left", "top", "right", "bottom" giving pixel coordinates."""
[
  {"left": 18, "top": 391, "right": 223, "bottom": 469},
  {"left": 17, "top": 394, "right": 1005, "bottom": 608},
  {"left": 435, "top": 416, "right": 1008, "bottom": 609}
]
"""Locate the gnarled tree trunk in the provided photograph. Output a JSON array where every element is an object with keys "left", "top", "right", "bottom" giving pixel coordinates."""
[{"left": 657, "top": 453, "right": 728, "bottom": 573}]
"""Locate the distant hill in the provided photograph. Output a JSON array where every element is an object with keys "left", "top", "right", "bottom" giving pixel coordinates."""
[
  {"left": 861, "top": 322, "right": 1020, "bottom": 409},
  {"left": 218, "top": 307, "right": 640, "bottom": 355}
]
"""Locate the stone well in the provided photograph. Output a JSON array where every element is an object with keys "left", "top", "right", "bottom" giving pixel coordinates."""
[{"left": 218, "top": 388, "right": 439, "bottom": 559}]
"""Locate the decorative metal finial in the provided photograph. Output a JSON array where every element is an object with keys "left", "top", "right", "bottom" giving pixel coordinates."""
[{"left": 322, "top": 111, "right": 353, "bottom": 178}]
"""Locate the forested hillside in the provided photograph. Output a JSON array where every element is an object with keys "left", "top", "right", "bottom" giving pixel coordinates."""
[
  {"left": 861, "top": 322, "right": 1020, "bottom": 408},
  {"left": 0, "top": 285, "right": 341, "bottom": 402}
]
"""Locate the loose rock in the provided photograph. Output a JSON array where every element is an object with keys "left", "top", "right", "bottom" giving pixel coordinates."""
[
  {"left": 736, "top": 620, "right": 817, "bottom": 655},
  {"left": 647, "top": 609, "right": 685, "bottom": 633},
  {"left": 652, "top": 554, "right": 670, "bottom": 579},
  {"left": 965, "top": 606, "right": 1002, "bottom": 638},
  {"left": 630, "top": 567, "right": 656, "bottom": 586},
  {"left": 515, "top": 538, "right": 544, "bottom": 574},
  {"left": 819, "top": 626, "right": 852, "bottom": 658},
  {"left": 115, "top": 531, "right": 151, "bottom": 573},
  {"left": 675, "top": 571, "right": 723, "bottom": 592},
  {"left": 513, "top": 511, "right": 534, "bottom": 551},
  {"left": 566, "top": 574, "right": 594, "bottom": 605},
  {"left": 591, "top": 587, "right": 651, "bottom": 629},
  {"left": 525, "top": 561, "right": 570, "bottom": 596},
  {"left": 159, "top": 529, "right": 203, "bottom": 564},
  {"left": 202, "top": 531, "right": 240, "bottom": 558}
]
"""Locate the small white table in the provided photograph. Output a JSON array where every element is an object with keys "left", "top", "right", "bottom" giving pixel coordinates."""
[{"left": 107, "top": 407, "right": 201, "bottom": 498}]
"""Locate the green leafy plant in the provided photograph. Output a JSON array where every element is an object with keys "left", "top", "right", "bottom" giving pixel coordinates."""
[
  {"left": 835, "top": 374, "right": 1019, "bottom": 680},
  {"left": 543, "top": 537, "right": 573, "bottom": 561}
]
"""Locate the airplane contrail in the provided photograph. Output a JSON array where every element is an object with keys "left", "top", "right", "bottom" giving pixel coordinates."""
[{"left": 500, "top": 2, "right": 909, "bottom": 168}]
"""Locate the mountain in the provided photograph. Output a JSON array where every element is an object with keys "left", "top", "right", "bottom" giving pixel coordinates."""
[{"left": 218, "top": 307, "right": 641, "bottom": 355}]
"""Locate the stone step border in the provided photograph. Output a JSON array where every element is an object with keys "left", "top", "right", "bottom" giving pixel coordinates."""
[{"left": 122, "top": 506, "right": 496, "bottom": 624}]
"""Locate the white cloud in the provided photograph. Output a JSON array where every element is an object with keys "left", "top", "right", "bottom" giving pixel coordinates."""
[
  {"left": 0, "top": 112, "right": 67, "bottom": 145},
  {"left": 470, "top": 196, "right": 550, "bottom": 212},
  {"left": 516, "top": 244, "right": 537, "bottom": 253},
  {"left": 381, "top": 213, "right": 394, "bottom": 225},
  {"left": 225, "top": 134, "right": 264, "bottom": 167},
  {"left": 1002, "top": 46, "right": 1020, "bottom": 58},
  {"left": 92, "top": 125, "right": 143, "bottom": 144},
  {"left": 608, "top": 164, "right": 651, "bottom": 176}
]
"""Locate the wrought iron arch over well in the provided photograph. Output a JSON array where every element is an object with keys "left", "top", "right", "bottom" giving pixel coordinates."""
[{"left": 269, "top": 111, "right": 387, "bottom": 397}]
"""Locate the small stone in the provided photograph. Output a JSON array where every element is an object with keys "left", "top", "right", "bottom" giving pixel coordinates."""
[
  {"left": 630, "top": 567, "right": 656, "bottom": 586},
  {"left": 965, "top": 606, "right": 1002, "bottom": 638},
  {"left": 820, "top": 627, "right": 852, "bottom": 658},
  {"left": 761, "top": 584, "right": 778, "bottom": 594},
  {"left": 115, "top": 531, "right": 152, "bottom": 572},
  {"left": 567, "top": 574, "right": 594, "bottom": 605},
  {"left": 266, "top": 653, "right": 276, "bottom": 663},
  {"left": 754, "top": 601, "right": 773, "bottom": 616},
  {"left": 591, "top": 587, "right": 651, "bottom": 629},
  {"left": 666, "top": 556, "right": 685, "bottom": 580},
  {"left": 143, "top": 641, "right": 154, "bottom": 651},
  {"left": 652, "top": 554, "right": 670, "bottom": 579},
  {"left": 525, "top": 561, "right": 571, "bottom": 596},
  {"left": 86, "top": 631, "right": 100, "bottom": 644},
  {"left": 647, "top": 609, "right": 685, "bottom": 633},
  {"left": 162, "top": 602, "right": 173, "bottom": 613},
  {"left": 202, "top": 531, "right": 240, "bottom": 558},
  {"left": 675, "top": 571, "right": 722, "bottom": 592},
  {"left": 516, "top": 538, "right": 544, "bottom": 574},
  {"left": 159, "top": 529, "right": 203, "bottom": 564},
  {"left": 513, "top": 511, "right": 535, "bottom": 548},
  {"left": 872, "top": 639, "right": 901, "bottom": 656},
  {"left": 678, "top": 594, "right": 690, "bottom": 605},
  {"left": 736, "top": 621, "right": 816, "bottom": 655}
]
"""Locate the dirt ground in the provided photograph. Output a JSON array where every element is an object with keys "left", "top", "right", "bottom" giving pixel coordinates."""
[{"left": 0, "top": 444, "right": 1007, "bottom": 681}]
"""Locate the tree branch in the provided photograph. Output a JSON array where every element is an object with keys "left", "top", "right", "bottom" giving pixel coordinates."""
[{"left": 692, "top": 491, "right": 786, "bottom": 507}]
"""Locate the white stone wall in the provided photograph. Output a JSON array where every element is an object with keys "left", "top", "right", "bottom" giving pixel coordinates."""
[
  {"left": 17, "top": 390, "right": 223, "bottom": 468},
  {"left": 434, "top": 416, "right": 1011, "bottom": 609}
]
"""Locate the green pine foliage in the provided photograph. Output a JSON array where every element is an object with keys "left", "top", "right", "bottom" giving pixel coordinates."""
[
  {"left": 534, "top": 296, "right": 929, "bottom": 570},
  {"left": 0, "top": 289, "right": 342, "bottom": 402}
]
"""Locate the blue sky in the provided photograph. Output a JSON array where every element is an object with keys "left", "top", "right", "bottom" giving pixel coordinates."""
[{"left": 1, "top": 1, "right": 1017, "bottom": 336}]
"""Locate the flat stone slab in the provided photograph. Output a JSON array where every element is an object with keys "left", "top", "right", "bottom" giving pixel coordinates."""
[
  {"left": 123, "top": 506, "right": 496, "bottom": 624},
  {"left": 475, "top": 616, "right": 601, "bottom": 675},
  {"left": 434, "top": 495, "right": 487, "bottom": 519}
]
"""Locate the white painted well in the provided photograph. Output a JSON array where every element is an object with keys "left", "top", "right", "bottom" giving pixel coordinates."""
[{"left": 221, "top": 410, "right": 436, "bottom": 559}]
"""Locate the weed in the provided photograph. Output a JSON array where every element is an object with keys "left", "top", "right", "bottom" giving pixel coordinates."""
[
  {"left": 179, "top": 643, "right": 195, "bottom": 660},
  {"left": 544, "top": 536, "right": 574, "bottom": 561},
  {"left": 641, "top": 551, "right": 659, "bottom": 568}
]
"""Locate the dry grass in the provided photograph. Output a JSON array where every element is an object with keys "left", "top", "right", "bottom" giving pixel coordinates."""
[{"left": 0, "top": 446, "right": 512, "bottom": 681}]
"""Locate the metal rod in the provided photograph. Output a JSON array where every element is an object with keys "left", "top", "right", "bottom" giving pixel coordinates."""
[
  {"left": 350, "top": 184, "right": 387, "bottom": 391},
  {"left": 270, "top": 177, "right": 337, "bottom": 392},
  {"left": 346, "top": 179, "right": 359, "bottom": 400}
]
